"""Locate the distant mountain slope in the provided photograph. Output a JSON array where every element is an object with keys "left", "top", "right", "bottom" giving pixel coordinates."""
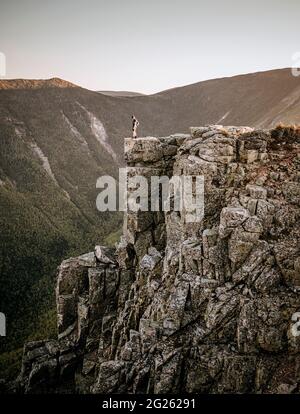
[
  {"left": 0, "top": 67, "right": 299, "bottom": 378},
  {"left": 88, "top": 68, "right": 300, "bottom": 141},
  {"left": 149, "top": 68, "right": 300, "bottom": 129},
  {"left": 0, "top": 77, "right": 77, "bottom": 90}
]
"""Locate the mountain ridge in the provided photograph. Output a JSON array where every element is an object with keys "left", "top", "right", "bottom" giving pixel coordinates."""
[
  {"left": 1, "top": 67, "right": 297, "bottom": 95},
  {"left": 0, "top": 77, "right": 77, "bottom": 90}
]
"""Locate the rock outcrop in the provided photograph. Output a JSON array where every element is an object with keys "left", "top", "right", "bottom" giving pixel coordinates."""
[{"left": 17, "top": 124, "right": 300, "bottom": 394}]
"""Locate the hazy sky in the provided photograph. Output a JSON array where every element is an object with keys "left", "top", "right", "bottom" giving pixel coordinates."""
[{"left": 0, "top": 0, "right": 299, "bottom": 93}]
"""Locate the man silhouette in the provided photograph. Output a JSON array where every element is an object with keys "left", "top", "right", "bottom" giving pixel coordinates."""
[{"left": 132, "top": 115, "right": 139, "bottom": 138}]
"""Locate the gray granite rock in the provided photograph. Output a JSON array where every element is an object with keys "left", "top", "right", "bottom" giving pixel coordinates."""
[{"left": 17, "top": 126, "right": 300, "bottom": 394}]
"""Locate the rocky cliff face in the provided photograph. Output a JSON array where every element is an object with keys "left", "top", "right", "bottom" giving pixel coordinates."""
[{"left": 16, "top": 124, "right": 300, "bottom": 394}]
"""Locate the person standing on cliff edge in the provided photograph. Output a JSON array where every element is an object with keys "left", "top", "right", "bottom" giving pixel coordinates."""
[{"left": 132, "top": 115, "right": 139, "bottom": 138}]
